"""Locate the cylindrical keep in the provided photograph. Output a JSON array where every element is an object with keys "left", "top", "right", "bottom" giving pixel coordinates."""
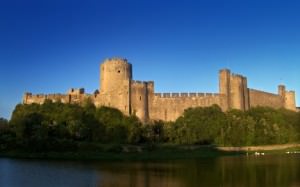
[{"left": 100, "top": 58, "right": 132, "bottom": 93}]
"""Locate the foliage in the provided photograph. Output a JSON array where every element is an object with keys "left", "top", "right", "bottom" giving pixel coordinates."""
[
  {"left": 1, "top": 103, "right": 300, "bottom": 153},
  {"left": 167, "top": 105, "right": 226, "bottom": 144},
  {"left": 166, "top": 106, "right": 300, "bottom": 146}
]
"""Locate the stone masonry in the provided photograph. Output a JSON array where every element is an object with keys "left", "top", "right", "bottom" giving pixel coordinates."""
[{"left": 23, "top": 58, "right": 298, "bottom": 122}]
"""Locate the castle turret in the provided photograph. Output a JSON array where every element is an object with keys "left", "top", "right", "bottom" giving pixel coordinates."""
[
  {"left": 219, "top": 69, "right": 231, "bottom": 110},
  {"left": 100, "top": 58, "right": 132, "bottom": 93},
  {"left": 230, "top": 74, "right": 249, "bottom": 110},
  {"left": 285, "top": 91, "right": 296, "bottom": 111},
  {"left": 278, "top": 85, "right": 296, "bottom": 111},
  {"left": 278, "top": 85, "right": 286, "bottom": 98},
  {"left": 99, "top": 58, "right": 132, "bottom": 114},
  {"left": 130, "top": 81, "right": 150, "bottom": 122},
  {"left": 23, "top": 92, "right": 32, "bottom": 104},
  {"left": 219, "top": 69, "right": 249, "bottom": 111}
]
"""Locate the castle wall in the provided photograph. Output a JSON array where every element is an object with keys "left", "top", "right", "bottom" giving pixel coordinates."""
[
  {"left": 23, "top": 93, "right": 47, "bottom": 104},
  {"left": 149, "top": 93, "right": 225, "bottom": 121},
  {"left": 249, "top": 89, "right": 284, "bottom": 109},
  {"left": 23, "top": 92, "right": 88, "bottom": 105}
]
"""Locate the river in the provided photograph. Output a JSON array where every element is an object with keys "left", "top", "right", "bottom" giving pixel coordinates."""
[{"left": 0, "top": 154, "right": 299, "bottom": 187}]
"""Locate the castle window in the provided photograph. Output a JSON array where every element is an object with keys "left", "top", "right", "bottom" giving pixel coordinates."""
[
  {"left": 140, "top": 96, "right": 142, "bottom": 101},
  {"left": 118, "top": 70, "right": 121, "bottom": 73}
]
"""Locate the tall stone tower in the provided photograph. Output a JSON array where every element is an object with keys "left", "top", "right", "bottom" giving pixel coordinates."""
[
  {"left": 99, "top": 58, "right": 132, "bottom": 114},
  {"left": 219, "top": 69, "right": 231, "bottom": 111},
  {"left": 219, "top": 69, "right": 249, "bottom": 111},
  {"left": 278, "top": 85, "right": 297, "bottom": 111},
  {"left": 285, "top": 91, "right": 296, "bottom": 111}
]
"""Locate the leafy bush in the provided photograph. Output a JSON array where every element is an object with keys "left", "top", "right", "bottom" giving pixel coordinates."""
[{"left": 2, "top": 103, "right": 299, "bottom": 152}]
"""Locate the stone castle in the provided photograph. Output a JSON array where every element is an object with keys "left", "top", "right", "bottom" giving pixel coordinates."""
[{"left": 23, "top": 58, "right": 298, "bottom": 122}]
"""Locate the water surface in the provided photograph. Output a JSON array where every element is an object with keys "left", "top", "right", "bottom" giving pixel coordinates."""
[{"left": 0, "top": 154, "right": 299, "bottom": 187}]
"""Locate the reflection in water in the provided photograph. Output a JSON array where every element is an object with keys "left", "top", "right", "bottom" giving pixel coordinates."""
[
  {"left": 0, "top": 159, "right": 98, "bottom": 187},
  {"left": 0, "top": 155, "right": 299, "bottom": 187}
]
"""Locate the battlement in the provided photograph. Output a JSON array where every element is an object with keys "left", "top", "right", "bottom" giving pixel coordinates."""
[
  {"left": 131, "top": 80, "right": 154, "bottom": 86},
  {"left": 131, "top": 80, "right": 148, "bottom": 85},
  {"left": 68, "top": 88, "right": 85, "bottom": 95},
  {"left": 23, "top": 87, "right": 89, "bottom": 105},
  {"left": 286, "top": 90, "right": 295, "bottom": 94},
  {"left": 154, "top": 92, "right": 220, "bottom": 98},
  {"left": 231, "top": 73, "right": 246, "bottom": 79},
  {"left": 220, "top": 69, "right": 246, "bottom": 79},
  {"left": 103, "top": 57, "right": 129, "bottom": 65}
]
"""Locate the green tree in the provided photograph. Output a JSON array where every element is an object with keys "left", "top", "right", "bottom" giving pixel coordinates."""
[
  {"left": 223, "top": 110, "right": 255, "bottom": 146},
  {"left": 95, "top": 106, "right": 127, "bottom": 143},
  {"left": 169, "top": 105, "right": 226, "bottom": 144}
]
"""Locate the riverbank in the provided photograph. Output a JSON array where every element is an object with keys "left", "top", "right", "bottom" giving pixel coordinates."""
[
  {"left": 217, "top": 143, "right": 300, "bottom": 152},
  {"left": 0, "top": 145, "right": 237, "bottom": 161},
  {"left": 1, "top": 143, "right": 300, "bottom": 161}
]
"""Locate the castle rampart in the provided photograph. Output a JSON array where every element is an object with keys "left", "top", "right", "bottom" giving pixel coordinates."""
[
  {"left": 249, "top": 89, "right": 284, "bottom": 109},
  {"left": 149, "top": 93, "right": 226, "bottom": 121},
  {"left": 153, "top": 92, "right": 220, "bottom": 98},
  {"left": 23, "top": 57, "right": 298, "bottom": 122}
]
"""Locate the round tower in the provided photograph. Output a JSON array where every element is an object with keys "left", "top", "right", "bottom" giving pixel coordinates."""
[
  {"left": 100, "top": 58, "right": 132, "bottom": 93},
  {"left": 99, "top": 58, "right": 132, "bottom": 114}
]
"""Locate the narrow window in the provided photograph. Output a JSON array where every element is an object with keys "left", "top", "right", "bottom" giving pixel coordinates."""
[{"left": 140, "top": 96, "right": 142, "bottom": 101}]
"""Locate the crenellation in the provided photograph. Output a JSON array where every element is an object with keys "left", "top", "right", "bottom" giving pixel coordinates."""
[
  {"left": 231, "top": 73, "right": 245, "bottom": 79},
  {"left": 163, "top": 93, "right": 171, "bottom": 98},
  {"left": 189, "top": 93, "right": 197, "bottom": 97},
  {"left": 68, "top": 88, "right": 85, "bottom": 95},
  {"left": 23, "top": 57, "right": 298, "bottom": 122},
  {"left": 181, "top": 93, "right": 188, "bottom": 97},
  {"left": 152, "top": 92, "right": 220, "bottom": 98}
]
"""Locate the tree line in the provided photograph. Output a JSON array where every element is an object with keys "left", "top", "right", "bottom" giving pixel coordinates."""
[{"left": 0, "top": 100, "right": 299, "bottom": 152}]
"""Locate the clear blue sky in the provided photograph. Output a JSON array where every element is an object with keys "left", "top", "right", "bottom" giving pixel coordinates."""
[{"left": 1, "top": 0, "right": 300, "bottom": 119}]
